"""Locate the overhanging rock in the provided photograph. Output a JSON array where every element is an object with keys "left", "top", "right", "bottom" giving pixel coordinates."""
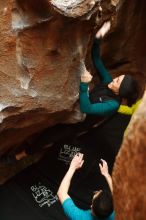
[{"left": 0, "top": 0, "right": 117, "bottom": 154}]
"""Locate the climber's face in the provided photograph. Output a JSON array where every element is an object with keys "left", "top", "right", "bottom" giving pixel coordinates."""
[{"left": 108, "top": 75, "right": 125, "bottom": 94}]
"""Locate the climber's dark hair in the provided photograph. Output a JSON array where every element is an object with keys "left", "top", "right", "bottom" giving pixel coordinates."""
[
  {"left": 118, "top": 71, "right": 143, "bottom": 106},
  {"left": 92, "top": 190, "right": 113, "bottom": 219}
]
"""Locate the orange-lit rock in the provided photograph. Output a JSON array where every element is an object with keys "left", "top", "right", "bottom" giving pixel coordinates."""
[
  {"left": 113, "top": 91, "right": 146, "bottom": 220},
  {"left": 102, "top": 0, "right": 146, "bottom": 85},
  {"left": 0, "top": 0, "right": 117, "bottom": 154}
]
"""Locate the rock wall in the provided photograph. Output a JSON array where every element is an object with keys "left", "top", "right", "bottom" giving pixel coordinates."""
[
  {"left": 113, "top": 91, "right": 146, "bottom": 220},
  {"left": 0, "top": 1, "right": 146, "bottom": 217},
  {"left": 102, "top": 0, "right": 146, "bottom": 84},
  {"left": 0, "top": 0, "right": 117, "bottom": 154}
]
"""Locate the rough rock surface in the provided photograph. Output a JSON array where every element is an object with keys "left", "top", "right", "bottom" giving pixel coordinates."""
[
  {"left": 102, "top": 0, "right": 146, "bottom": 84},
  {"left": 0, "top": 2, "right": 146, "bottom": 218},
  {"left": 0, "top": 0, "right": 118, "bottom": 154},
  {"left": 113, "top": 91, "right": 146, "bottom": 220}
]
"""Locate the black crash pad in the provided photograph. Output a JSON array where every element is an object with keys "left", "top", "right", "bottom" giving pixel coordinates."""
[{"left": 0, "top": 113, "right": 130, "bottom": 220}]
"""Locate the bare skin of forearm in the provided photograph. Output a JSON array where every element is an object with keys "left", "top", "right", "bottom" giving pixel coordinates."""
[
  {"left": 57, "top": 167, "right": 75, "bottom": 203},
  {"left": 105, "top": 174, "right": 113, "bottom": 193}
]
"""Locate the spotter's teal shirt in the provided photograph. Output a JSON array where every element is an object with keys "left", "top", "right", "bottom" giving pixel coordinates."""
[{"left": 62, "top": 198, "right": 115, "bottom": 220}]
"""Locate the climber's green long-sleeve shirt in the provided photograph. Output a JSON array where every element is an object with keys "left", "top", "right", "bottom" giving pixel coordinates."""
[{"left": 79, "top": 39, "right": 120, "bottom": 116}]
